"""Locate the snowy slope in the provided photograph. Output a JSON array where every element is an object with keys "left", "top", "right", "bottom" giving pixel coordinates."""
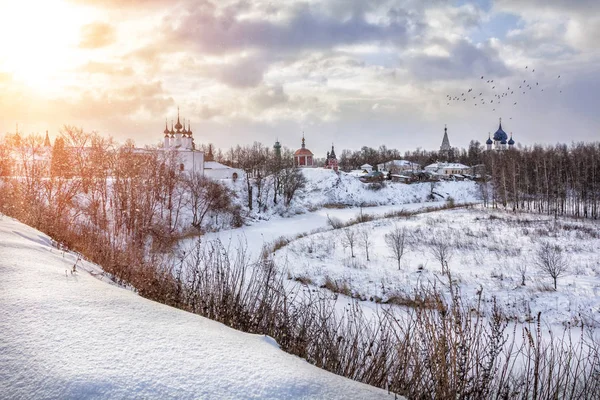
[
  {"left": 295, "top": 168, "right": 479, "bottom": 209},
  {"left": 0, "top": 215, "right": 395, "bottom": 400}
]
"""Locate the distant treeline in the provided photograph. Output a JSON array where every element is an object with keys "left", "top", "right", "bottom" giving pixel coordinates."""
[{"left": 482, "top": 143, "right": 600, "bottom": 219}]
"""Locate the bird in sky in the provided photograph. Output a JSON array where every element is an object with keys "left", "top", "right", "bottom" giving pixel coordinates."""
[{"left": 514, "top": 102, "right": 517, "bottom": 105}]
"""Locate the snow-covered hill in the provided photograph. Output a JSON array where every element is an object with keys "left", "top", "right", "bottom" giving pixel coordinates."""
[
  {"left": 274, "top": 207, "right": 600, "bottom": 328},
  {"left": 0, "top": 215, "right": 394, "bottom": 399},
  {"left": 296, "top": 168, "right": 479, "bottom": 209}
]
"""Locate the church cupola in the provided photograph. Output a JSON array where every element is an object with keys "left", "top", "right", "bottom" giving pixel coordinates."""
[
  {"left": 174, "top": 107, "right": 183, "bottom": 132},
  {"left": 508, "top": 133, "right": 515, "bottom": 147},
  {"left": 486, "top": 133, "right": 492, "bottom": 151},
  {"left": 181, "top": 119, "right": 188, "bottom": 135},
  {"left": 164, "top": 119, "right": 171, "bottom": 148}
]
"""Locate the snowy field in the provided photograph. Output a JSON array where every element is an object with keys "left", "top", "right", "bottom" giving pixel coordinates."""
[
  {"left": 274, "top": 207, "right": 600, "bottom": 328},
  {"left": 0, "top": 215, "right": 394, "bottom": 399}
]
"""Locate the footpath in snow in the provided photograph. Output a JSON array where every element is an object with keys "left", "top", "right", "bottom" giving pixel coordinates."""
[{"left": 0, "top": 215, "right": 394, "bottom": 400}]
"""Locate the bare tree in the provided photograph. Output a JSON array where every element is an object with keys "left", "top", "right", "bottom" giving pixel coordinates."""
[
  {"left": 359, "top": 228, "right": 372, "bottom": 261},
  {"left": 385, "top": 225, "right": 408, "bottom": 270},
  {"left": 516, "top": 263, "right": 527, "bottom": 286},
  {"left": 184, "top": 172, "right": 233, "bottom": 230},
  {"left": 341, "top": 228, "right": 357, "bottom": 258},
  {"left": 535, "top": 242, "right": 568, "bottom": 290},
  {"left": 281, "top": 166, "right": 306, "bottom": 207},
  {"left": 428, "top": 237, "right": 453, "bottom": 273}
]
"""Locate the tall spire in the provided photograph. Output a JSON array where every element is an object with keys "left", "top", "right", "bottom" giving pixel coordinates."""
[
  {"left": 187, "top": 120, "right": 192, "bottom": 136},
  {"left": 440, "top": 124, "right": 451, "bottom": 152},
  {"left": 170, "top": 120, "right": 175, "bottom": 137},
  {"left": 301, "top": 134, "right": 305, "bottom": 149},
  {"left": 499, "top": 117, "right": 502, "bottom": 130},
  {"left": 44, "top": 130, "right": 51, "bottom": 147},
  {"left": 164, "top": 119, "right": 170, "bottom": 136}
]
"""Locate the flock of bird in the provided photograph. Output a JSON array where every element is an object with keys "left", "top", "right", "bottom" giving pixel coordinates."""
[{"left": 445, "top": 66, "right": 564, "bottom": 120}]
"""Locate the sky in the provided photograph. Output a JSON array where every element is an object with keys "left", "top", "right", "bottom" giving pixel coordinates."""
[{"left": 0, "top": 0, "right": 598, "bottom": 154}]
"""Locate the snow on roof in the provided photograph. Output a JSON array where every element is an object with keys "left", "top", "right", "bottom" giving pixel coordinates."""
[
  {"left": 204, "top": 161, "right": 235, "bottom": 170},
  {"left": 0, "top": 217, "right": 394, "bottom": 399},
  {"left": 425, "top": 162, "right": 470, "bottom": 170},
  {"left": 379, "top": 160, "right": 420, "bottom": 167},
  {"left": 360, "top": 164, "right": 372, "bottom": 168}
]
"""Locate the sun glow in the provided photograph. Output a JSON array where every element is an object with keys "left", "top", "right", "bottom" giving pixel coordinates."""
[{"left": 0, "top": 0, "right": 89, "bottom": 94}]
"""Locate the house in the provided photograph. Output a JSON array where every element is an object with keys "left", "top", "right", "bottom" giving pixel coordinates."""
[
  {"left": 360, "top": 164, "right": 373, "bottom": 173},
  {"left": 377, "top": 160, "right": 421, "bottom": 174},
  {"left": 424, "top": 162, "right": 471, "bottom": 178},
  {"left": 204, "top": 161, "right": 244, "bottom": 181}
]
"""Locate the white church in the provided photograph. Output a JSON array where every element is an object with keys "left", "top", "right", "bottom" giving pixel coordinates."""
[{"left": 161, "top": 110, "right": 243, "bottom": 180}]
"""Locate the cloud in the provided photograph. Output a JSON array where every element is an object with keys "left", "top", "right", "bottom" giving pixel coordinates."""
[
  {"left": 168, "top": 1, "right": 412, "bottom": 55},
  {"left": 79, "top": 22, "right": 117, "bottom": 49},
  {"left": 408, "top": 39, "right": 510, "bottom": 81},
  {"left": 77, "top": 61, "right": 134, "bottom": 76}
]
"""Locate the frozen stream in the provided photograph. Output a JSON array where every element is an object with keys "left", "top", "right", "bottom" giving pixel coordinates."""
[{"left": 197, "top": 200, "right": 453, "bottom": 259}]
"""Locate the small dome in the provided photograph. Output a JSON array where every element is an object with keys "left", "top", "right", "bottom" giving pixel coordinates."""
[
  {"left": 508, "top": 136, "right": 515, "bottom": 145},
  {"left": 486, "top": 137, "right": 493, "bottom": 145},
  {"left": 500, "top": 139, "right": 507, "bottom": 145},
  {"left": 294, "top": 148, "right": 314, "bottom": 156},
  {"left": 294, "top": 136, "right": 313, "bottom": 156}
]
